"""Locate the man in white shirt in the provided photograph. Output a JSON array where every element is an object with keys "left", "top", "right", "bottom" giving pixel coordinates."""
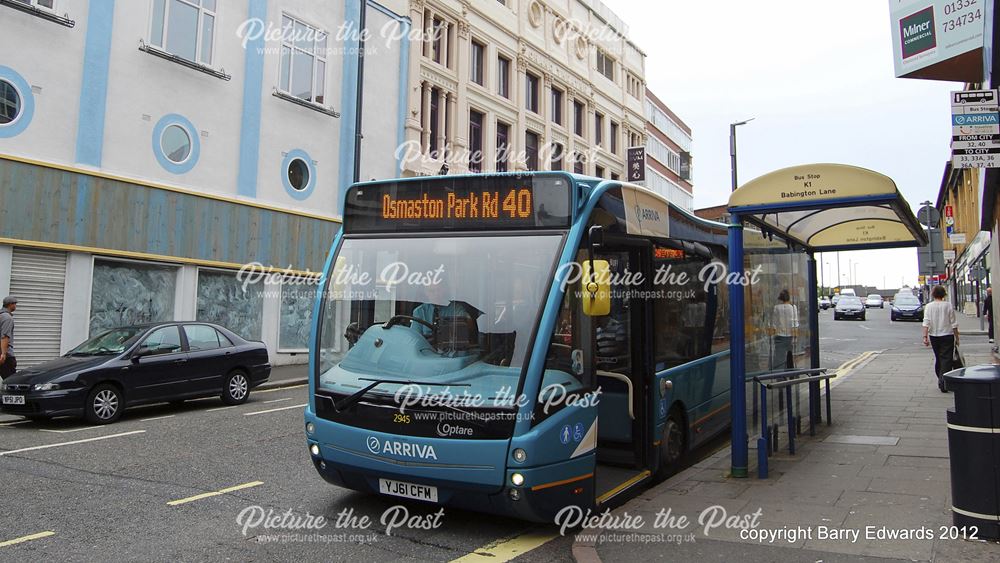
[{"left": 922, "top": 285, "right": 959, "bottom": 392}]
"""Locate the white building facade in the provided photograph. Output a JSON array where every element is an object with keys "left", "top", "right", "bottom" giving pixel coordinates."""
[
  {"left": 644, "top": 88, "right": 694, "bottom": 211},
  {"left": 400, "top": 0, "right": 647, "bottom": 179},
  {"left": 0, "top": 0, "right": 409, "bottom": 365}
]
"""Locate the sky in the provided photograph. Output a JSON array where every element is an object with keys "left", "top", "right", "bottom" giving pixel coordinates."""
[{"left": 612, "top": 0, "right": 964, "bottom": 289}]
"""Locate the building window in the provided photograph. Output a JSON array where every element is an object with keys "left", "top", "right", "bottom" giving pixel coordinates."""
[
  {"left": 596, "top": 49, "right": 614, "bottom": 81},
  {"left": 573, "top": 100, "right": 584, "bottom": 137},
  {"left": 161, "top": 124, "right": 192, "bottom": 163},
  {"left": 610, "top": 121, "right": 619, "bottom": 154},
  {"left": 611, "top": 172, "right": 619, "bottom": 180},
  {"left": 279, "top": 282, "right": 317, "bottom": 350},
  {"left": 626, "top": 72, "right": 641, "bottom": 99},
  {"left": 90, "top": 260, "right": 177, "bottom": 336},
  {"left": 14, "top": 0, "right": 56, "bottom": 9},
  {"left": 594, "top": 112, "right": 604, "bottom": 146},
  {"left": 573, "top": 154, "right": 584, "bottom": 174},
  {"left": 595, "top": 164, "right": 605, "bottom": 178},
  {"left": 278, "top": 15, "right": 328, "bottom": 104},
  {"left": 550, "top": 142, "right": 564, "bottom": 171},
  {"left": 525, "top": 72, "right": 539, "bottom": 114},
  {"left": 287, "top": 158, "right": 310, "bottom": 191},
  {"left": 471, "top": 40, "right": 485, "bottom": 86},
  {"left": 0, "top": 80, "right": 21, "bottom": 125},
  {"left": 152, "top": 114, "right": 200, "bottom": 174},
  {"left": 497, "top": 55, "right": 510, "bottom": 98},
  {"left": 149, "top": 0, "right": 217, "bottom": 66},
  {"left": 469, "top": 110, "right": 484, "bottom": 172},
  {"left": 429, "top": 87, "right": 440, "bottom": 156},
  {"left": 551, "top": 87, "right": 563, "bottom": 125},
  {"left": 496, "top": 121, "right": 510, "bottom": 172},
  {"left": 525, "top": 131, "right": 539, "bottom": 170},
  {"left": 430, "top": 17, "right": 450, "bottom": 66},
  {"left": 197, "top": 269, "right": 264, "bottom": 341}
]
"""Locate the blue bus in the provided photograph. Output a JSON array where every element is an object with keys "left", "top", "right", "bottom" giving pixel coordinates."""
[{"left": 305, "top": 173, "right": 732, "bottom": 522}]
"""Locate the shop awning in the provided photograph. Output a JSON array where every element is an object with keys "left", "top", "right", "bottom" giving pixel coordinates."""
[{"left": 727, "top": 164, "right": 928, "bottom": 252}]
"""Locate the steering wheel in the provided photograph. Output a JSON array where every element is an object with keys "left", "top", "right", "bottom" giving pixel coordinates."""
[{"left": 383, "top": 315, "right": 435, "bottom": 332}]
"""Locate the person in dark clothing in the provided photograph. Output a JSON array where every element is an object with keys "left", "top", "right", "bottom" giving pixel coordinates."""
[
  {"left": 985, "top": 287, "right": 994, "bottom": 344},
  {"left": 0, "top": 296, "right": 16, "bottom": 379}
]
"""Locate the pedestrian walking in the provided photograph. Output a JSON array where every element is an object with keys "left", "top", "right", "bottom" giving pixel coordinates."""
[
  {"left": 922, "top": 285, "right": 959, "bottom": 392},
  {"left": 985, "top": 287, "right": 993, "bottom": 344},
  {"left": 0, "top": 296, "right": 16, "bottom": 380}
]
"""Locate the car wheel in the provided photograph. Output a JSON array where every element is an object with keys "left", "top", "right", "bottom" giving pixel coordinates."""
[
  {"left": 221, "top": 370, "right": 250, "bottom": 405},
  {"left": 85, "top": 383, "right": 123, "bottom": 425},
  {"left": 655, "top": 409, "right": 686, "bottom": 481}
]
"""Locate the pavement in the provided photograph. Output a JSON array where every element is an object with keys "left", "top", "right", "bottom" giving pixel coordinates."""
[{"left": 580, "top": 312, "right": 1000, "bottom": 562}]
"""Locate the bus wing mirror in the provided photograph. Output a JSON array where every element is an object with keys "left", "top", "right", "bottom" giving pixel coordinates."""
[{"left": 582, "top": 259, "right": 611, "bottom": 316}]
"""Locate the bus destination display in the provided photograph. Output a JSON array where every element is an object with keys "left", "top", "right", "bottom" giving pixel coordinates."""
[{"left": 344, "top": 175, "right": 572, "bottom": 233}]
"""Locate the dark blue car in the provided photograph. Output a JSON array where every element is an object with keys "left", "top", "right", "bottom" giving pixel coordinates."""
[{"left": 0, "top": 322, "right": 270, "bottom": 424}]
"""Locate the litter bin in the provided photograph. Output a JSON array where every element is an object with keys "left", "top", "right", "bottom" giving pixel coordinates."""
[{"left": 943, "top": 364, "right": 1000, "bottom": 540}]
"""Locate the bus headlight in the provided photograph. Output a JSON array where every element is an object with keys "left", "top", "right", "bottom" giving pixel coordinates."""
[
  {"left": 306, "top": 422, "right": 315, "bottom": 435},
  {"left": 511, "top": 473, "right": 525, "bottom": 487},
  {"left": 309, "top": 444, "right": 320, "bottom": 456},
  {"left": 512, "top": 448, "right": 527, "bottom": 463}
]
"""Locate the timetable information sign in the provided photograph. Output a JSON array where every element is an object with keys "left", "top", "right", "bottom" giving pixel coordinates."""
[{"left": 951, "top": 89, "right": 1000, "bottom": 168}]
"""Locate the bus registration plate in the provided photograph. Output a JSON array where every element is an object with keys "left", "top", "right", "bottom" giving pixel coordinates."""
[{"left": 379, "top": 478, "right": 438, "bottom": 502}]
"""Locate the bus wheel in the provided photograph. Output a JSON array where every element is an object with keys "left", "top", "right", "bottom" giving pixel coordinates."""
[{"left": 655, "top": 410, "right": 686, "bottom": 481}]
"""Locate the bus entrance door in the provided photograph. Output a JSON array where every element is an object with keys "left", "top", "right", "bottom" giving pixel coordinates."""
[{"left": 593, "top": 243, "right": 653, "bottom": 507}]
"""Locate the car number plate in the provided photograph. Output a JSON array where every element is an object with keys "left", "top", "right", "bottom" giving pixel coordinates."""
[
  {"left": 2, "top": 395, "right": 25, "bottom": 405},
  {"left": 379, "top": 478, "right": 438, "bottom": 502}
]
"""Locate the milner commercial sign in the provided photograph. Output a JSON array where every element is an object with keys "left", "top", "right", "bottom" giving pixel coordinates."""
[{"left": 890, "top": 0, "right": 985, "bottom": 81}]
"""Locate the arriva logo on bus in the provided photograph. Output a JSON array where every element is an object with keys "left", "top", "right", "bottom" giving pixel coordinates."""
[{"left": 367, "top": 436, "right": 439, "bottom": 460}]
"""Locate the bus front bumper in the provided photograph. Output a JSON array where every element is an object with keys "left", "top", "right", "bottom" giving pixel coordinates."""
[{"left": 305, "top": 411, "right": 594, "bottom": 523}]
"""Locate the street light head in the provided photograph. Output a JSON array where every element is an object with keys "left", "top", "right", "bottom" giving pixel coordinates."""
[{"left": 732, "top": 117, "right": 756, "bottom": 127}]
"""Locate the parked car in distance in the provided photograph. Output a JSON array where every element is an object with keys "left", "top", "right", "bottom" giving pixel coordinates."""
[
  {"left": 890, "top": 293, "right": 924, "bottom": 322},
  {"left": 819, "top": 296, "right": 832, "bottom": 310},
  {"left": 834, "top": 296, "right": 866, "bottom": 321},
  {"left": 865, "top": 294, "right": 884, "bottom": 308},
  {"left": 831, "top": 295, "right": 841, "bottom": 307},
  {"left": 0, "top": 322, "right": 270, "bottom": 424},
  {"left": 840, "top": 288, "right": 857, "bottom": 297}
]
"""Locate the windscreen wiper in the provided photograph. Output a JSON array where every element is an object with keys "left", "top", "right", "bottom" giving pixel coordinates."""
[{"left": 329, "top": 378, "right": 471, "bottom": 412}]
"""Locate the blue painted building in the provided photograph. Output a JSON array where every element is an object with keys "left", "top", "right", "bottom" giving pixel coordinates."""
[{"left": 0, "top": 0, "right": 410, "bottom": 365}]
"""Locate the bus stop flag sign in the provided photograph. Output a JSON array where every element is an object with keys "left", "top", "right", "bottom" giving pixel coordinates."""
[{"left": 951, "top": 89, "right": 1000, "bottom": 169}]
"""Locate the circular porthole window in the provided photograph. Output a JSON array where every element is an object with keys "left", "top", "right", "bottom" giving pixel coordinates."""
[
  {"left": 161, "top": 124, "right": 192, "bottom": 163},
  {"left": 287, "top": 158, "right": 310, "bottom": 191},
  {"left": 152, "top": 114, "right": 200, "bottom": 174},
  {"left": 0, "top": 80, "right": 21, "bottom": 125},
  {"left": 281, "top": 149, "right": 316, "bottom": 200}
]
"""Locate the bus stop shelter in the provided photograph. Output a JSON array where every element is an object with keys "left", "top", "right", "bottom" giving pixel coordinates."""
[{"left": 725, "top": 163, "right": 929, "bottom": 477}]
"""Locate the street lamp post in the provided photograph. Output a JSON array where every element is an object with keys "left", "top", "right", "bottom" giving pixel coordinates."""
[{"left": 730, "top": 118, "right": 755, "bottom": 192}]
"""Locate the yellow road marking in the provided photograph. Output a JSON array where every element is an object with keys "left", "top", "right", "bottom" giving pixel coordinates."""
[
  {"left": 450, "top": 532, "right": 558, "bottom": 563},
  {"left": 254, "top": 384, "right": 307, "bottom": 394},
  {"left": 0, "top": 531, "right": 55, "bottom": 548},
  {"left": 596, "top": 470, "right": 651, "bottom": 505},
  {"left": 835, "top": 351, "right": 876, "bottom": 377},
  {"left": 167, "top": 481, "right": 264, "bottom": 506}
]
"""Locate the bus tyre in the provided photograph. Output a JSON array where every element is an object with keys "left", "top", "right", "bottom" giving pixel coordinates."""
[
  {"left": 222, "top": 370, "right": 250, "bottom": 405},
  {"left": 655, "top": 411, "right": 686, "bottom": 481}
]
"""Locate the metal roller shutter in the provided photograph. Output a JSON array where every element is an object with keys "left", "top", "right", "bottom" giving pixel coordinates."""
[{"left": 8, "top": 248, "right": 66, "bottom": 367}]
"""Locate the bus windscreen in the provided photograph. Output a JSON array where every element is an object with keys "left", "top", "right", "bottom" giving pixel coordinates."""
[{"left": 343, "top": 175, "right": 573, "bottom": 233}]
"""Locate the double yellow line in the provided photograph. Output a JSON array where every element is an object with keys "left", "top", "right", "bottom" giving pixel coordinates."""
[{"left": 835, "top": 351, "right": 878, "bottom": 378}]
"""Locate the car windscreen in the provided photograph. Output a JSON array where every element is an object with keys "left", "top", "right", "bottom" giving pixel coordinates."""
[
  {"left": 894, "top": 296, "right": 920, "bottom": 306},
  {"left": 68, "top": 327, "right": 145, "bottom": 356}
]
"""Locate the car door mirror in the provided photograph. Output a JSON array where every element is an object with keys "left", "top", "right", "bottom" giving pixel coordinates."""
[{"left": 132, "top": 348, "right": 153, "bottom": 363}]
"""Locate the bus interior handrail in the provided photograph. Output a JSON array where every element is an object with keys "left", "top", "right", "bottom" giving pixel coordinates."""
[{"left": 595, "top": 370, "right": 634, "bottom": 420}]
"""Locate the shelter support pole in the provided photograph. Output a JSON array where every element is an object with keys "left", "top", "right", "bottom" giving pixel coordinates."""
[
  {"left": 728, "top": 215, "right": 748, "bottom": 478},
  {"left": 807, "top": 253, "right": 821, "bottom": 434}
]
